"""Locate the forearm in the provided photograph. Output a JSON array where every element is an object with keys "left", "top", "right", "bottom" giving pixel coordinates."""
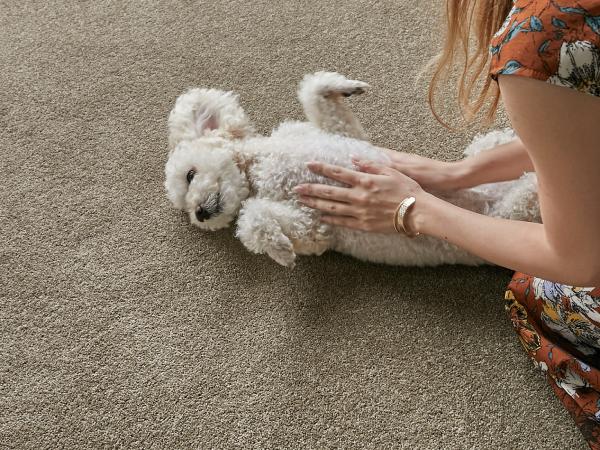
[
  {"left": 454, "top": 138, "right": 535, "bottom": 189},
  {"left": 377, "top": 138, "right": 534, "bottom": 191},
  {"left": 409, "top": 192, "right": 596, "bottom": 286}
]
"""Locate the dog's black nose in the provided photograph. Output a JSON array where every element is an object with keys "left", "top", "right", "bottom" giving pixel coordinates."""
[{"left": 195, "top": 207, "right": 211, "bottom": 222}]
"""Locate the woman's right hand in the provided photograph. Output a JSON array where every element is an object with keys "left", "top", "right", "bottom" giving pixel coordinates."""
[{"left": 375, "top": 147, "right": 469, "bottom": 191}]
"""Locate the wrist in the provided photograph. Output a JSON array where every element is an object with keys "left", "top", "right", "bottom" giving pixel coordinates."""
[
  {"left": 404, "top": 190, "right": 441, "bottom": 236},
  {"left": 447, "top": 159, "right": 475, "bottom": 190}
]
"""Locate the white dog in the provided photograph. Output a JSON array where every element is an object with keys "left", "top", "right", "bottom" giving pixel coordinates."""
[{"left": 164, "top": 72, "right": 540, "bottom": 268}]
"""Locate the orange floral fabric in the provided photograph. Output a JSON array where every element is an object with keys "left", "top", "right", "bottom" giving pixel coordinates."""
[
  {"left": 506, "top": 272, "right": 600, "bottom": 448},
  {"left": 489, "top": 0, "right": 600, "bottom": 96}
]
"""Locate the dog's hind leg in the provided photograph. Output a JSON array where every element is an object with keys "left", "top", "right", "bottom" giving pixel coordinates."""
[{"left": 297, "top": 72, "right": 369, "bottom": 140}]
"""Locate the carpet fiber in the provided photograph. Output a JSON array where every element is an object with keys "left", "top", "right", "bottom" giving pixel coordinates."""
[{"left": 0, "top": 1, "right": 586, "bottom": 448}]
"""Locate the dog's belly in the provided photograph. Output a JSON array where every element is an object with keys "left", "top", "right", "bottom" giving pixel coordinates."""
[
  {"left": 242, "top": 123, "right": 490, "bottom": 267},
  {"left": 243, "top": 125, "right": 389, "bottom": 201},
  {"left": 331, "top": 227, "right": 487, "bottom": 266}
]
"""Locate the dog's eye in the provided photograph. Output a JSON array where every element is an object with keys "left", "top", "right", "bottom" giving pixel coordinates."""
[{"left": 186, "top": 169, "right": 196, "bottom": 184}]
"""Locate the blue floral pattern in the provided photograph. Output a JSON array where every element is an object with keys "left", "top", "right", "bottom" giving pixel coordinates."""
[{"left": 490, "top": 0, "right": 600, "bottom": 97}]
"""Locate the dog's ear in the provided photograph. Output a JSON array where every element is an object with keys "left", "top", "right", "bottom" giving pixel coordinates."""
[
  {"left": 168, "top": 88, "right": 256, "bottom": 152},
  {"left": 195, "top": 108, "right": 220, "bottom": 134}
]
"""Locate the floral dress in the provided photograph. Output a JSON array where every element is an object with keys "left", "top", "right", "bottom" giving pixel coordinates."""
[
  {"left": 489, "top": 1, "right": 600, "bottom": 448},
  {"left": 489, "top": 0, "right": 600, "bottom": 97}
]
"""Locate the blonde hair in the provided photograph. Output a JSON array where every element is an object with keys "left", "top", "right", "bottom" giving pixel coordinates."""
[{"left": 428, "top": 0, "right": 513, "bottom": 128}]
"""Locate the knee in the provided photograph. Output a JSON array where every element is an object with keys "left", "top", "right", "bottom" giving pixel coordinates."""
[{"left": 505, "top": 272, "right": 533, "bottom": 303}]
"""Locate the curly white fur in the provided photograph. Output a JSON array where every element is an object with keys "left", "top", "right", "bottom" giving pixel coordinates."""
[{"left": 164, "top": 71, "right": 540, "bottom": 268}]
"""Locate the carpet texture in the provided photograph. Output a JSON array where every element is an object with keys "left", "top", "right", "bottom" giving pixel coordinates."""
[{"left": 0, "top": 1, "right": 587, "bottom": 448}]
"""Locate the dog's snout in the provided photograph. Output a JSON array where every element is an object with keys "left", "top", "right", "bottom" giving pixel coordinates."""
[{"left": 195, "top": 207, "right": 211, "bottom": 222}]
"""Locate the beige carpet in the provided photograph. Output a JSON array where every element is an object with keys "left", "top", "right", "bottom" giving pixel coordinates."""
[{"left": 0, "top": 1, "right": 587, "bottom": 448}]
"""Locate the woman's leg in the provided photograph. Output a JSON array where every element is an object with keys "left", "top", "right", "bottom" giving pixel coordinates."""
[{"left": 505, "top": 272, "right": 600, "bottom": 449}]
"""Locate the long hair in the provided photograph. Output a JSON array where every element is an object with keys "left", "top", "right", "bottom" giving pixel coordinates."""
[{"left": 428, "top": 0, "right": 513, "bottom": 128}]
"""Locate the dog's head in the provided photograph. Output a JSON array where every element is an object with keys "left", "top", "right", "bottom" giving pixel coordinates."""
[{"left": 164, "top": 88, "right": 254, "bottom": 230}]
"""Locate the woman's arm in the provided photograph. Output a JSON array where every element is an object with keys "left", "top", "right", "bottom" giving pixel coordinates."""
[
  {"left": 377, "top": 137, "right": 534, "bottom": 190},
  {"left": 409, "top": 77, "right": 600, "bottom": 286},
  {"left": 408, "top": 193, "right": 563, "bottom": 278},
  {"left": 295, "top": 76, "right": 600, "bottom": 286},
  {"left": 454, "top": 137, "right": 534, "bottom": 188}
]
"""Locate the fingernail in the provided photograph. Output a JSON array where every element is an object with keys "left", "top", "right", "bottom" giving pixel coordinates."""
[
  {"left": 305, "top": 161, "right": 317, "bottom": 168},
  {"left": 293, "top": 185, "right": 304, "bottom": 192}
]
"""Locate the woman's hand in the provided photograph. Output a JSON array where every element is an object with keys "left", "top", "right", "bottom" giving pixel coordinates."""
[
  {"left": 375, "top": 147, "right": 468, "bottom": 191},
  {"left": 293, "top": 158, "right": 426, "bottom": 233}
]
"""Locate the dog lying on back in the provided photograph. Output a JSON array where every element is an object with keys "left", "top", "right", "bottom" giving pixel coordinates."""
[{"left": 164, "top": 71, "right": 539, "bottom": 268}]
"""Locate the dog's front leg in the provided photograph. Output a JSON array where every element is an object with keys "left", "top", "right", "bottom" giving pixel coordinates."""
[
  {"left": 297, "top": 71, "right": 369, "bottom": 140},
  {"left": 235, "top": 198, "right": 331, "bottom": 268}
]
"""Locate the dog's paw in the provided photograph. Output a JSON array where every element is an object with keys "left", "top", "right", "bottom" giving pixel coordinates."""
[
  {"left": 300, "top": 71, "right": 370, "bottom": 99},
  {"left": 340, "top": 86, "right": 366, "bottom": 97},
  {"left": 265, "top": 236, "right": 297, "bottom": 268}
]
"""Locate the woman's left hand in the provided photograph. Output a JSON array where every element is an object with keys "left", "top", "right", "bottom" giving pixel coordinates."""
[{"left": 293, "top": 157, "right": 425, "bottom": 233}]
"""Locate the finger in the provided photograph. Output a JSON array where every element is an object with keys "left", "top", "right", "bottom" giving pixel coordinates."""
[
  {"left": 320, "top": 214, "right": 368, "bottom": 230},
  {"left": 351, "top": 158, "right": 392, "bottom": 175},
  {"left": 297, "top": 196, "right": 358, "bottom": 217},
  {"left": 306, "top": 161, "right": 361, "bottom": 186},
  {"left": 293, "top": 183, "right": 354, "bottom": 202}
]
